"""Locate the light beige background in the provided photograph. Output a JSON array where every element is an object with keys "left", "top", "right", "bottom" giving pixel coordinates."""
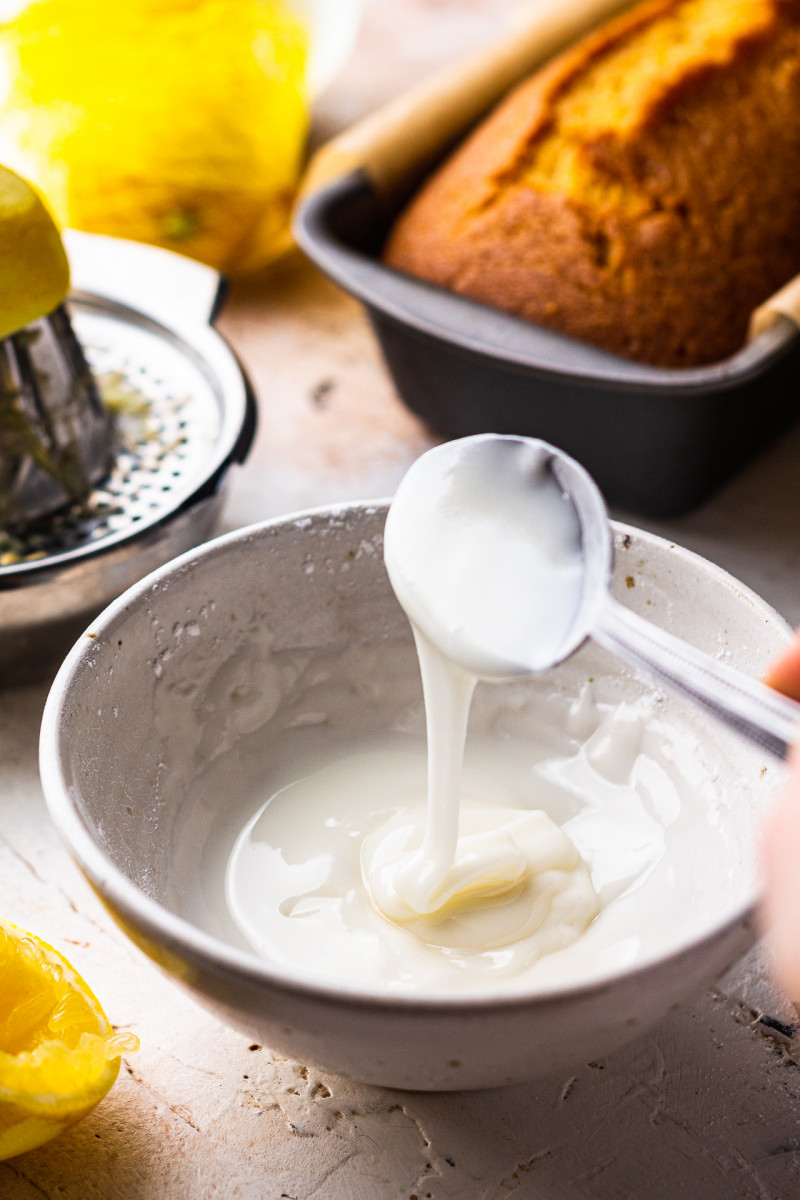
[{"left": 5, "top": 1, "right": 800, "bottom": 1195}]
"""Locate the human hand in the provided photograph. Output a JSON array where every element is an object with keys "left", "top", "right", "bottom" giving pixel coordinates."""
[{"left": 761, "top": 633, "right": 800, "bottom": 999}]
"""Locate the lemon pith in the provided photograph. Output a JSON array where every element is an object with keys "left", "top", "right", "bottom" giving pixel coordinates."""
[
  {"left": 0, "top": 919, "right": 138, "bottom": 1161},
  {"left": 0, "top": 0, "right": 310, "bottom": 276}
]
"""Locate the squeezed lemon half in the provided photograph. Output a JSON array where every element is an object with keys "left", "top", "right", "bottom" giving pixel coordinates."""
[
  {"left": 0, "top": 163, "right": 69, "bottom": 340},
  {"left": 0, "top": 919, "right": 138, "bottom": 1161},
  {"left": 0, "top": 0, "right": 309, "bottom": 275}
]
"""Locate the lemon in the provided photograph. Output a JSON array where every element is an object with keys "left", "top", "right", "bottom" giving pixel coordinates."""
[
  {"left": 0, "top": 0, "right": 309, "bottom": 276},
  {"left": 0, "top": 163, "right": 69, "bottom": 340},
  {"left": 0, "top": 919, "right": 138, "bottom": 1161}
]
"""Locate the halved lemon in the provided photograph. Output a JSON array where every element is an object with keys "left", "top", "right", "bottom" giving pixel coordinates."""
[
  {"left": 0, "top": 163, "right": 69, "bottom": 340},
  {"left": 0, "top": 918, "right": 138, "bottom": 1161}
]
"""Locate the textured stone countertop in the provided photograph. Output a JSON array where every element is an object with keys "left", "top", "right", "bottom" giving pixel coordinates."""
[{"left": 5, "top": 2, "right": 800, "bottom": 1196}]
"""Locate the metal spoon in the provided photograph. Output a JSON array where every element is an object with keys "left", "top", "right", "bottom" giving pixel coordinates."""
[{"left": 391, "top": 434, "right": 800, "bottom": 759}]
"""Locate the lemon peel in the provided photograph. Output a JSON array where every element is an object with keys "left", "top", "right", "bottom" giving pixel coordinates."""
[
  {"left": 0, "top": 0, "right": 310, "bottom": 276},
  {"left": 0, "top": 163, "right": 69, "bottom": 340},
  {"left": 0, "top": 919, "right": 138, "bottom": 1161}
]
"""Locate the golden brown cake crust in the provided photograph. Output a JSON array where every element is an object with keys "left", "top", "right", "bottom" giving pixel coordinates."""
[{"left": 384, "top": 0, "right": 800, "bottom": 367}]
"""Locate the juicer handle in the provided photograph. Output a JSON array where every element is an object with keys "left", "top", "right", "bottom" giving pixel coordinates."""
[
  {"left": 594, "top": 598, "right": 800, "bottom": 760},
  {"left": 299, "top": 0, "right": 632, "bottom": 208},
  {"left": 63, "top": 230, "right": 225, "bottom": 331}
]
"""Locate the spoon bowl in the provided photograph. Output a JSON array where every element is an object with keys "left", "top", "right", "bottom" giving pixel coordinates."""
[{"left": 384, "top": 434, "right": 610, "bottom": 678}]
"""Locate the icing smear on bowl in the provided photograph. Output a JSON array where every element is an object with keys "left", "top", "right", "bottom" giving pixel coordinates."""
[{"left": 224, "top": 438, "right": 724, "bottom": 994}]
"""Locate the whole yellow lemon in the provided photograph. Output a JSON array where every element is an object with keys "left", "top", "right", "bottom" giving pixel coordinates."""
[{"left": 0, "top": 0, "right": 309, "bottom": 276}]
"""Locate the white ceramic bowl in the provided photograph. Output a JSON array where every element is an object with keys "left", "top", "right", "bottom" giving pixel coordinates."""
[{"left": 40, "top": 505, "right": 790, "bottom": 1090}]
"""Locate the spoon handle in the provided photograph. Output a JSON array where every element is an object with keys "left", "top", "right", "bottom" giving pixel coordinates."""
[{"left": 594, "top": 599, "right": 800, "bottom": 760}]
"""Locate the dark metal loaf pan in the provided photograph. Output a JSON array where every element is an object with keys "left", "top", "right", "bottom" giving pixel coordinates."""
[{"left": 294, "top": 0, "right": 800, "bottom": 517}]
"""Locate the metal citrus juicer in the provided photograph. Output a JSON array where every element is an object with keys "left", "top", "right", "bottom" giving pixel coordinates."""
[
  {"left": 0, "top": 304, "right": 112, "bottom": 527},
  {"left": 0, "top": 230, "right": 256, "bottom": 684}
]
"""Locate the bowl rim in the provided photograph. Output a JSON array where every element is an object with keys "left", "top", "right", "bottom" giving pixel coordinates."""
[{"left": 39, "top": 501, "right": 791, "bottom": 1012}]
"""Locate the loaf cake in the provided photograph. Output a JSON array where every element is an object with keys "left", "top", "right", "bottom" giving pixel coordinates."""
[{"left": 384, "top": 0, "right": 800, "bottom": 367}]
